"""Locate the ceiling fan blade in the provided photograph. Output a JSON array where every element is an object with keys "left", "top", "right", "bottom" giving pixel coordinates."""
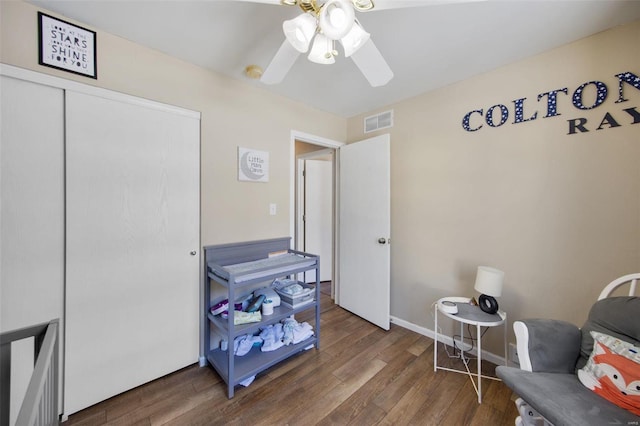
[
  {"left": 228, "top": 0, "right": 283, "bottom": 5},
  {"left": 350, "top": 39, "right": 393, "bottom": 87},
  {"left": 261, "top": 40, "right": 301, "bottom": 85},
  {"left": 370, "top": 0, "right": 486, "bottom": 11}
]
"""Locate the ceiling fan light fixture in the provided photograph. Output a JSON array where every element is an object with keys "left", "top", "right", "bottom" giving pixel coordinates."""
[
  {"left": 352, "top": 0, "right": 374, "bottom": 11},
  {"left": 319, "top": 0, "right": 355, "bottom": 40},
  {"left": 283, "top": 13, "right": 317, "bottom": 53},
  {"left": 308, "top": 33, "right": 336, "bottom": 64},
  {"left": 340, "top": 20, "right": 370, "bottom": 57}
]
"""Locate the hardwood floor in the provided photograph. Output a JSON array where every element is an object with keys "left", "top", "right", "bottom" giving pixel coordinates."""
[{"left": 64, "top": 286, "right": 518, "bottom": 426}]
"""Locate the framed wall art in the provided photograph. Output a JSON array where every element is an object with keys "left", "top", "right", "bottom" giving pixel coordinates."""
[
  {"left": 238, "top": 147, "right": 269, "bottom": 182},
  {"left": 38, "top": 12, "right": 97, "bottom": 79}
]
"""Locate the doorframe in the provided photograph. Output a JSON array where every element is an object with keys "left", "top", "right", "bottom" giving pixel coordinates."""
[
  {"left": 0, "top": 64, "right": 198, "bottom": 119},
  {"left": 289, "top": 131, "right": 344, "bottom": 299}
]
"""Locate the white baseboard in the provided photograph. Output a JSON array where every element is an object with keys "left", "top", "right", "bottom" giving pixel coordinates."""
[
  {"left": 199, "top": 356, "right": 207, "bottom": 367},
  {"left": 390, "top": 315, "right": 506, "bottom": 366}
]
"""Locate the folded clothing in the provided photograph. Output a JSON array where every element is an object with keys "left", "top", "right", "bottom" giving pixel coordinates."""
[
  {"left": 292, "top": 321, "right": 313, "bottom": 344},
  {"left": 239, "top": 375, "right": 256, "bottom": 387},
  {"left": 271, "top": 278, "right": 297, "bottom": 290},
  {"left": 234, "top": 311, "right": 262, "bottom": 325},
  {"left": 259, "top": 324, "right": 285, "bottom": 352},
  {"left": 234, "top": 334, "right": 263, "bottom": 356},
  {"left": 280, "top": 283, "right": 304, "bottom": 295},
  {"left": 233, "top": 319, "right": 313, "bottom": 357},
  {"left": 282, "top": 318, "right": 314, "bottom": 346}
]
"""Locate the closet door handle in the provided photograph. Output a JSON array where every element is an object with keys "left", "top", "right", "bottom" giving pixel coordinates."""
[
  {"left": 378, "top": 238, "right": 387, "bottom": 245},
  {"left": 190, "top": 250, "right": 197, "bottom": 256}
]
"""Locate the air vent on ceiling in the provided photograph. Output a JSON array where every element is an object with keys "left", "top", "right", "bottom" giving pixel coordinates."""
[{"left": 364, "top": 110, "right": 393, "bottom": 133}]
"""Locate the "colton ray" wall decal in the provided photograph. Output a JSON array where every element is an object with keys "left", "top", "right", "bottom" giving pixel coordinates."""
[{"left": 462, "top": 71, "right": 640, "bottom": 135}]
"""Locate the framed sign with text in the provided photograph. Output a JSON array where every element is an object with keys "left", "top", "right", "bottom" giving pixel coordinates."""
[
  {"left": 38, "top": 12, "right": 97, "bottom": 79},
  {"left": 238, "top": 147, "right": 269, "bottom": 183}
]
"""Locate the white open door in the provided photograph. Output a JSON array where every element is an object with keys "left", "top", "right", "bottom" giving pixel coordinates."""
[{"left": 338, "top": 134, "right": 390, "bottom": 330}]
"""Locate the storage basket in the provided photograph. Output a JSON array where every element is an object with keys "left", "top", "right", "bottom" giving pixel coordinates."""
[{"left": 275, "top": 281, "right": 315, "bottom": 308}]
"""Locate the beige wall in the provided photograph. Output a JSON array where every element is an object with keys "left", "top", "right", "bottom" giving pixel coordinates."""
[
  {"left": 0, "top": 0, "right": 346, "bottom": 247},
  {"left": 296, "top": 140, "right": 332, "bottom": 157},
  {"left": 348, "top": 20, "right": 640, "bottom": 352}
]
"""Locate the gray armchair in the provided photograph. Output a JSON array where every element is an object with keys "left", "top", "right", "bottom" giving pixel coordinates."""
[{"left": 496, "top": 274, "right": 640, "bottom": 426}]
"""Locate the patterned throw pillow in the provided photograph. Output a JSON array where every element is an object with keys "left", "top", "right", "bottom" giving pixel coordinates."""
[{"left": 577, "top": 331, "right": 640, "bottom": 416}]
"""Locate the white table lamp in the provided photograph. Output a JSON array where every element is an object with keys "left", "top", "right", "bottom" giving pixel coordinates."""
[{"left": 474, "top": 266, "right": 504, "bottom": 314}]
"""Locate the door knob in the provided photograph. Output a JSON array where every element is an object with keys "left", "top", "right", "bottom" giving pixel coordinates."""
[
  {"left": 190, "top": 250, "right": 197, "bottom": 256},
  {"left": 378, "top": 238, "right": 387, "bottom": 244}
]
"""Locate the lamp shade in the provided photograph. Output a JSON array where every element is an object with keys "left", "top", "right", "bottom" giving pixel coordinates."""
[
  {"left": 308, "top": 33, "right": 335, "bottom": 64},
  {"left": 474, "top": 266, "right": 504, "bottom": 297},
  {"left": 319, "top": 0, "right": 355, "bottom": 40},
  {"left": 283, "top": 13, "right": 317, "bottom": 53},
  {"left": 340, "top": 20, "right": 370, "bottom": 57}
]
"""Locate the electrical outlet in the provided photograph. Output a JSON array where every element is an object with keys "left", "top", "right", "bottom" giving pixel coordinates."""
[
  {"left": 269, "top": 203, "right": 277, "bottom": 216},
  {"left": 509, "top": 342, "right": 519, "bottom": 365}
]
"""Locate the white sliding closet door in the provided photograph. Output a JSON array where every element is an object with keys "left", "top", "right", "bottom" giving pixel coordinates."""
[
  {"left": 1, "top": 75, "right": 64, "bottom": 425},
  {"left": 64, "top": 91, "right": 200, "bottom": 414}
]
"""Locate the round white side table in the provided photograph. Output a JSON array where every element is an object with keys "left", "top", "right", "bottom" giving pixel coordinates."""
[{"left": 433, "top": 297, "right": 507, "bottom": 403}]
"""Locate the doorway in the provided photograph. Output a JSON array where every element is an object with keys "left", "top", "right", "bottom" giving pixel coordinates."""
[
  {"left": 297, "top": 148, "right": 334, "bottom": 285},
  {"left": 290, "top": 132, "right": 343, "bottom": 300},
  {"left": 289, "top": 131, "right": 391, "bottom": 330}
]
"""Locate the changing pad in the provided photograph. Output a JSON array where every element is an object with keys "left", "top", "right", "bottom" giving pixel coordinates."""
[{"left": 209, "top": 253, "right": 316, "bottom": 283}]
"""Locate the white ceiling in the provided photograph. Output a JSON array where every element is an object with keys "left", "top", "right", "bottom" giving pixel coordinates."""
[{"left": 29, "top": 0, "right": 640, "bottom": 117}]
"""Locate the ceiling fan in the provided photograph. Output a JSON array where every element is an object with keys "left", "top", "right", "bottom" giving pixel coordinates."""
[{"left": 238, "top": 0, "right": 482, "bottom": 87}]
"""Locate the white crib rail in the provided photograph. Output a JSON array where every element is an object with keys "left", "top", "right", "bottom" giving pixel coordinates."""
[{"left": 0, "top": 319, "right": 60, "bottom": 426}]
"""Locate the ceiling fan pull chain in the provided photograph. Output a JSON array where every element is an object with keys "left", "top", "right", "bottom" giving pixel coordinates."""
[{"left": 325, "top": 39, "right": 334, "bottom": 58}]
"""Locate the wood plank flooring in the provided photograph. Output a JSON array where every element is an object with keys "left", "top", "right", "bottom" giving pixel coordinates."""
[{"left": 64, "top": 284, "right": 519, "bottom": 425}]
